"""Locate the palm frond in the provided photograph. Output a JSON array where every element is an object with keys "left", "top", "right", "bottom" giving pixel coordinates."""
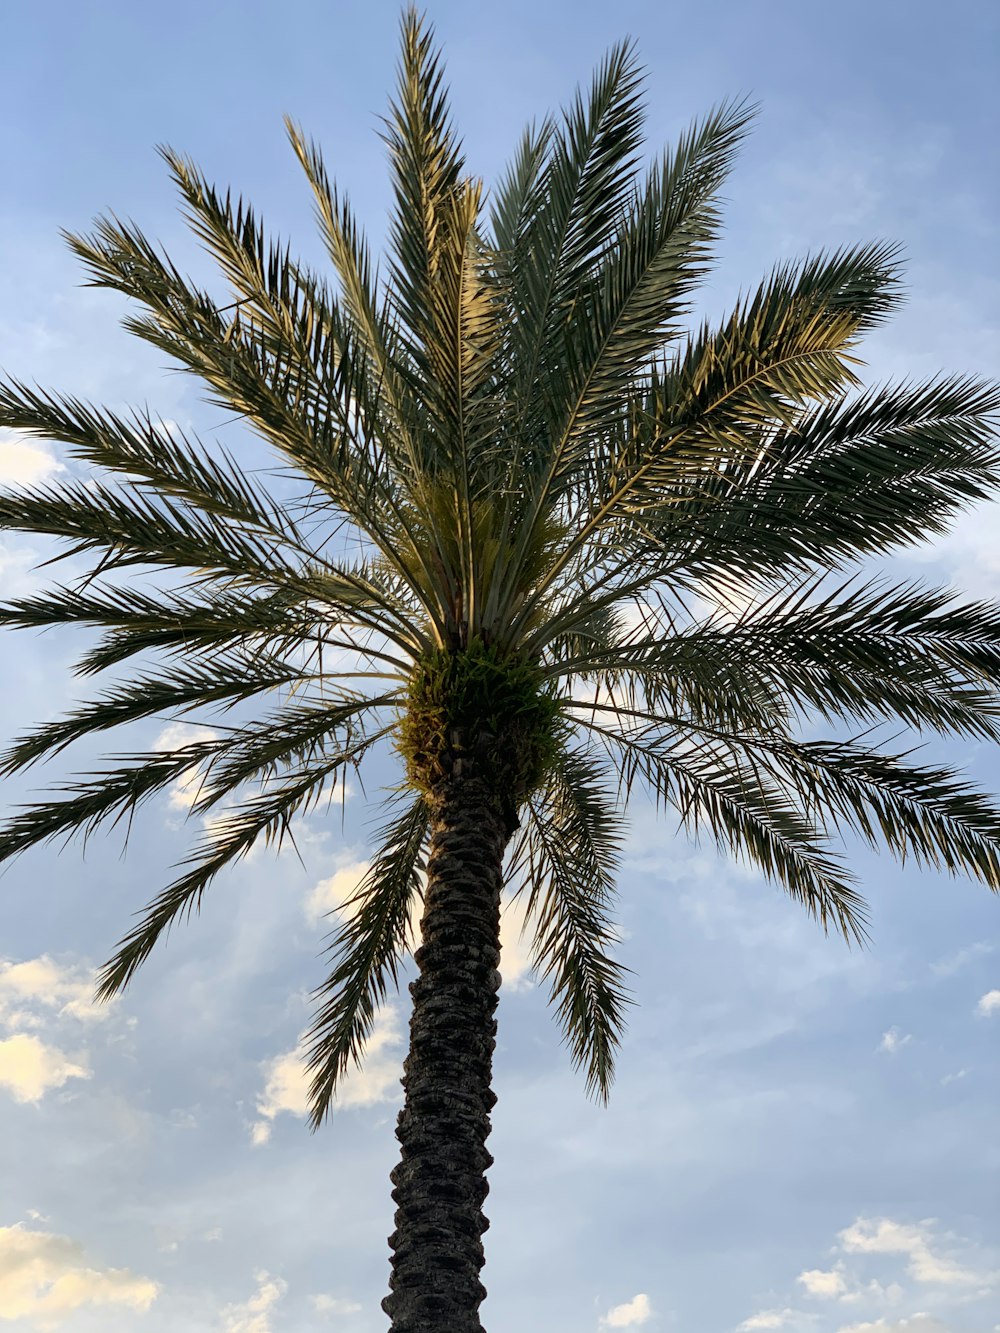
[
  {"left": 188, "top": 698, "right": 398, "bottom": 809},
  {"left": 526, "top": 99, "right": 756, "bottom": 510},
  {"left": 591, "top": 720, "right": 868, "bottom": 943},
  {"left": 755, "top": 736, "right": 1000, "bottom": 884},
  {"left": 554, "top": 578, "right": 1000, "bottom": 741},
  {"left": 304, "top": 793, "right": 430, "bottom": 1126},
  {"left": 95, "top": 754, "right": 359, "bottom": 1001},
  {"left": 634, "top": 374, "right": 1000, "bottom": 587},
  {"left": 383, "top": 7, "right": 467, "bottom": 361},
  {"left": 509, "top": 743, "right": 631, "bottom": 1100},
  {"left": 285, "top": 117, "right": 421, "bottom": 469},
  {"left": 0, "top": 651, "right": 305, "bottom": 775},
  {"left": 0, "top": 740, "right": 225, "bottom": 863},
  {"left": 0, "top": 378, "right": 305, "bottom": 542},
  {"left": 515, "top": 241, "right": 905, "bottom": 642}
]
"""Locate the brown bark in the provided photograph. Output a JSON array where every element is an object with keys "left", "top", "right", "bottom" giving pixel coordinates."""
[{"left": 382, "top": 757, "right": 511, "bottom": 1333}]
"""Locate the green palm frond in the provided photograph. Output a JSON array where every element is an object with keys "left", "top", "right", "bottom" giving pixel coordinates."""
[
  {"left": 514, "top": 242, "right": 906, "bottom": 644},
  {"left": 0, "top": 583, "right": 322, "bottom": 674},
  {"left": 304, "top": 793, "right": 430, "bottom": 1126},
  {"left": 285, "top": 117, "right": 420, "bottom": 467},
  {"left": 63, "top": 213, "right": 444, "bottom": 624},
  {"left": 0, "top": 378, "right": 304, "bottom": 541},
  {"left": 637, "top": 374, "right": 1000, "bottom": 588},
  {"left": 95, "top": 754, "right": 360, "bottom": 1001},
  {"left": 0, "top": 740, "right": 226, "bottom": 862},
  {"left": 554, "top": 578, "right": 1000, "bottom": 741},
  {"left": 0, "top": 651, "right": 306, "bottom": 774},
  {"left": 510, "top": 743, "right": 631, "bottom": 1100},
  {"left": 529, "top": 98, "right": 756, "bottom": 501},
  {"left": 188, "top": 697, "right": 398, "bottom": 808},
  {"left": 746, "top": 736, "right": 1000, "bottom": 882},
  {"left": 589, "top": 716, "right": 868, "bottom": 942}
]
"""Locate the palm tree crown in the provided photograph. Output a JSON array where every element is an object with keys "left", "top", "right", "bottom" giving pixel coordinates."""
[{"left": 2, "top": 3, "right": 999, "bottom": 1227}]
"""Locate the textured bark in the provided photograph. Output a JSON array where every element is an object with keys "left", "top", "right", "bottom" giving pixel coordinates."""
[{"left": 382, "top": 756, "right": 511, "bottom": 1333}]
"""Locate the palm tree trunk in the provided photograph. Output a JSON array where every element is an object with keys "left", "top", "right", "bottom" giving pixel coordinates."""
[{"left": 382, "top": 756, "right": 512, "bottom": 1333}]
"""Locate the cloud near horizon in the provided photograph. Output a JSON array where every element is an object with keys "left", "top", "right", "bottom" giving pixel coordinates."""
[{"left": 0, "top": 1223, "right": 158, "bottom": 1327}]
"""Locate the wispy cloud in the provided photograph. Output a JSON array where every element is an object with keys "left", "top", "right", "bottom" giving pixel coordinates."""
[
  {"left": 737, "top": 1309, "right": 807, "bottom": 1331},
  {"left": 940, "top": 1069, "right": 968, "bottom": 1087},
  {"left": 878, "top": 1028, "right": 913, "bottom": 1055},
  {"left": 311, "top": 1293, "right": 363, "bottom": 1315},
  {"left": 835, "top": 1318, "right": 950, "bottom": 1333},
  {"left": 976, "top": 990, "right": 1000, "bottom": 1017},
  {"left": 930, "top": 941, "right": 993, "bottom": 979}
]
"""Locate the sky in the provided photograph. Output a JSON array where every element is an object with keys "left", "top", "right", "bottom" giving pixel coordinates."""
[{"left": 0, "top": 2, "right": 998, "bottom": 1332}]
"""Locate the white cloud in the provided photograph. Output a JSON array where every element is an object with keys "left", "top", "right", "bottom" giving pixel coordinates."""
[
  {"left": 976, "top": 990, "right": 1000, "bottom": 1017},
  {"left": 0, "top": 1034, "right": 90, "bottom": 1104},
  {"left": 838, "top": 1218, "right": 982, "bottom": 1287},
  {"left": 499, "top": 891, "right": 535, "bottom": 992},
  {"left": 221, "top": 1272, "right": 287, "bottom": 1333},
  {"left": 836, "top": 1318, "right": 949, "bottom": 1333},
  {"left": 940, "top": 1069, "right": 968, "bottom": 1087},
  {"left": 0, "top": 430, "right": 63, "bottom": 487},
  {"left": 837, "top": 1280, "right": 905, "bottom": 1307},
  {"left": 878, "top": 1028, "right": 913, "bottom": 1055},
  {"left": 798, "top": 1267, "right": 848, "bottom": 1298},
  {"left": 251, "top": 1004, "right": 403, "bottom": 1143},
  {"left": 0, "top": 1223, "right": 158, "bottom": 1327},
  {"left": 0, "top": 956, "right": 107, "bottom": 1027},
  {"left": 311, "top": 1293, "right": 363, "bottom": 1315},
  {"left": 599, "top": 1292, "right": 652, "bottom": 1328},
  {"left": 305, "top": 860, "right": 371, "bottom": 926},
  {"left": 0, "top": 957, "right": 115, "bottom": 1103},
  {"left": 737, "top": 1310, "right": 803, "bottom": 1331}
]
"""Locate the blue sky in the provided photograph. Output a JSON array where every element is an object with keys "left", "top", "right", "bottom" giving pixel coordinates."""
[{"left": 0, "top": 2, "right": 998, "bottom": 1331}]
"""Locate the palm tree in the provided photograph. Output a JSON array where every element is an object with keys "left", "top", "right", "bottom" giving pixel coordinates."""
[{"left": 2, "top": 10, "right": 1000, "bottom": 1330}]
